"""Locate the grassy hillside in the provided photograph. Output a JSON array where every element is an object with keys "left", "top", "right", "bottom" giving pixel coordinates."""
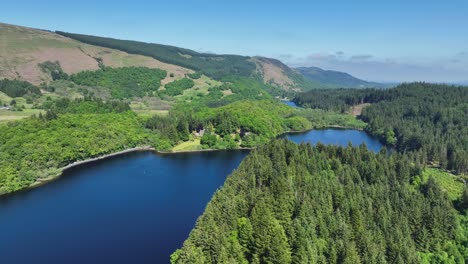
[
  {"left": 0, "top": 23, "right": 192, "bottom": 85},
  {"left": 296, "top": 66, "right": 384, "bottom": 88}
]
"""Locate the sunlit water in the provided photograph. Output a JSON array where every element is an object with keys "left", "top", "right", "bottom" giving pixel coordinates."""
[{"left": 0, "top": 129, "right": 384, "bottom": 263}]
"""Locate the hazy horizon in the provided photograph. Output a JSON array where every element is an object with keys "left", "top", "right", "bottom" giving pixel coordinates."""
[{"left": 3, "top": 0, "right": 468, "bottom": 83}]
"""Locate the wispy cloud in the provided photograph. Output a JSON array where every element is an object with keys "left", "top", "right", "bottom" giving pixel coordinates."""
[
  {"left": 350, "top": 54, "right": 373, "bottom": 61},
  {"left": 280, "top": 52, "right": 468, "bottom": 83}
]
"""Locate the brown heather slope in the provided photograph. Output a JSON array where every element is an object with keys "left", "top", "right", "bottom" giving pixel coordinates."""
[
  {"left": 0, "top": 23, "right": 192, "bottom": 85},
  {"left": 252, "top": 56, "right": 302, "bottom": 91},
  {"left": 253, "top": 57, "right": 295, "bottom": 89}
]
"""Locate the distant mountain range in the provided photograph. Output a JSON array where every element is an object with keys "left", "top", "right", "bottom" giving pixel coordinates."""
[
  {"left": 0, "top": 22, "right": 387, "bottom": 91},
  {"left": 295, "top": 66, "right": 387, "bottom": 88}
]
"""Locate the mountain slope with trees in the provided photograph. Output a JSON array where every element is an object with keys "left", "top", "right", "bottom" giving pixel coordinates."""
[
  {"left": 296, "top": 66, "right": 385, "bottom": 88},
  {"left": 0, "top": 23, "right": 192, "bottom": 85},
  {"left": 294, "top": 83, "right": 468, "bottom": 174},
  {"left": 56, "top": 31, "right": 257, "bottom": 81},
  {"left": 172, "top": 140, "right": 468, "bottom": 263}
]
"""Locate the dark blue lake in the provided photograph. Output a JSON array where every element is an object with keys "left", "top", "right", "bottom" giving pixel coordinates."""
[
  {"left": 0, "top": 129, "right": 384, "bottom": 264},
  {"left": 282, "top": 128, "right": 385, "bottom": 153},
  {"left": 281, "top": 100, "right": 300, "bottom": 108}
]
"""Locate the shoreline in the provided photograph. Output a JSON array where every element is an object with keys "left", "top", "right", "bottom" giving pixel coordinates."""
[
  {"left": 61, "top": 146, "right": 156, "bottom": 172},
  {"left": 324, "top": 125, "right": 365, "bottom": 131},
  {"left": 26, "top": 146, "right": 156, "bottom": 191},
  {"left": 5, "top": 126, "right": 367, "bottom": 197},
  {"left": 157, "top": 147, "right": 254, "bottom": 154},
  {"left": 22, "top": 145, "right": 255, "bottom": 194}
]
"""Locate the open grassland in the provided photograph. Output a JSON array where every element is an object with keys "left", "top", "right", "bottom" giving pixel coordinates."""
[
  {"left": 176, "top": 75, "right": 222, "bottom": 101},
  {"left": 172, "top": 139, "right": 202, "bottom": 151},
  {"left": 0, "top": 91, "right": 12, "bottom": 104},
  {"left": 132, "top": 109, "right": 169, "bottom": 118},
  {"left": 130, "top": 97, "right": 172, "bottom": 117},
  {"left": 0, "top": 109, "right": 43, "bottom": 125},
  {"left": 421, "top": 167, "right": 465, "bottom": 200}
]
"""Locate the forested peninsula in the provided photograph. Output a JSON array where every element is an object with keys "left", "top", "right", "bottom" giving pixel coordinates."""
[{"left": 172, "top": 140, "right": 468, "bottom": 264}]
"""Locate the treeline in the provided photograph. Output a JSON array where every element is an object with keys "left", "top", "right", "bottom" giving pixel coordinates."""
[
  {"left": 0, "top": 79, "right": 41, "bottom": 97},
  {"left": 295, "top": 83, "right": 468, "bottom": 173},
  {"left": 198, "top": 77, "right": 275, "bottom": 108},
  {"left": 41, "top": 96, "right": 131, "bottom": 114},
  {"left": 145, "top": 100, "right": 312, "bottom": 149},
  {"left": 56, "top": 31, "right": 256, "bottom": 80},
  {"left": 162, "top": 78, "right": 195, "bottom": 96},
  {"left": 38, "top": 61, "right": 69, "bottom": 81},
  {"left": 70, "top": 66, "right": 166, "bottom": 98},
  {"left": 0, "top": 110, "right": 156, "bottom": 194},
  {"left": 172, "top": 140, "right": 468, "bottom": 264},
  {"left": 293, "top": 88, "right": 383, "bottom": 112}
]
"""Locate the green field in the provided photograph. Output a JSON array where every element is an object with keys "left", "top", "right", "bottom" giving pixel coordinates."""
[
  {"left": 0, "top": 108, "right": 44, "bottom": 125},
  {"left": 176, "top": 75, "right": 222, "bottom": 101},
  {"left": 172, "top": 139, "right": 202, "bottom": 151},
  {"left": 421, "top": 168, "right": 465, "bottom": 200}
]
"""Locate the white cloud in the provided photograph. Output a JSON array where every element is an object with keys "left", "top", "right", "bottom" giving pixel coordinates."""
[{"left": 280, "top": 52, "right": 468, "bottom": 83}]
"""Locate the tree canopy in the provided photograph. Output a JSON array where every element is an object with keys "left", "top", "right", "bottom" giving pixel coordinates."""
[
  {"left": 70, "top": 66, "right": 166, "bottom": 99},
  {"left": 172, "top": 140, "right": 468, "bottom": 264},
  {"left": 295, "top": 83, "right": 468, "bottom": 173},
  {"left": 0, "top": 79, "right": 41, "bottom": 97}
]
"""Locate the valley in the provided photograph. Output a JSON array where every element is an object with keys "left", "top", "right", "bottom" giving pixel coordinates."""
[
  {"left": 0, "top": 18, "right": 467, "bottom": 264},
  {"left": 0, "top": 128, "right": 384, "bottom": 264}
]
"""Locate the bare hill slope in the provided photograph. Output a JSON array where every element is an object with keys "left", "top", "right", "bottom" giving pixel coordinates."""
[{"left": 0, "top": 23, "right": 192, "bottom": 85}]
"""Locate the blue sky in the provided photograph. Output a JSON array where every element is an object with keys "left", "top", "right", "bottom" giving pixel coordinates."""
[{"left": 2, "top": 0, "right": 468, "bottom": 82}]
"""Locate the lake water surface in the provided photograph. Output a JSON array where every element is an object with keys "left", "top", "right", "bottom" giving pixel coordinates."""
[
  {"left": 0, "top": 129, "right": 384, "bottom": 264},
  {"left": 281, "top": 100, "right": 300, "bottom": 108}
]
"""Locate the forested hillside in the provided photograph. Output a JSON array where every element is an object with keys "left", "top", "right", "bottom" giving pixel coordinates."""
[
  {"left": 0, "top": 98, "right": 157, "bottom": 194},
  {"left": 70, "top": 67, "right": 167, "bottom": 98},
  {"left": 145, "top": 100, "right": 312, "bottom": 150},
  {"left": 172, "top": 140, "right": 468, "bottom": 263},
  {"left": 294, "top": 83, "right": 468, "bottom": 173},
  {"left": 0, "top": 79, "right": 41, "bottom": 98},
  {"left": 1, "top": 96, "right": 332, "bottom": 194},
  {"left": 296, "top": 67, "right": 384, "bottom": 88},
  {"left": 56, "top": 31, "right": 256, "bottom": 80}
]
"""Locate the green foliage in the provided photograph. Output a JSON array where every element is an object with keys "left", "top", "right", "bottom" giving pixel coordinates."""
[
  {"left": 210, "top": 100, "right": 297, "bottom": 138},
  {"left": 148, "top": 100, "right": 313, "bottom": 150},
  {"left": 213, "top": 111, "right": 240, "bottom": 136},
  {"left": 70, "top": 67, "right": 166, "bottom": 99},
  {"left": 190, "top": 77, "right": 275, "bottom": 108},
  {"left": 187, "top": 72, "right": 202, "bottom": 79},
  {"left": 0, "top": 110, "right": 154, "bottom": 194},
  {"left": 297, "top": 108, "right": 367, "bottom": 129},
  {"left": 294, "top": 88, "right": 381, "bottom": 112},
  {"left": 200, "top": 133, "right": 217, "bottom": 147},
  {"left": 412, "top": 168, "right": 465, "bottom": 201},
  {"left": 42, "top": 96, "right": 130, "bottom": 114},
  {"left": 145, "top": 114, "right": 181, "bottom": 145},
  {"left": 163, "top": 78, "right": 195, "bottom": 96},
  {"left": 296, "top": 83, "right": 468, "bottom": 174},
  {"left": 456, "top": 188, "right": 468, "bottom": 212},
  {"left": 172, "top": 140, "right": 466, "bottom": 263},
  {"left": 38, "top": 61, "right": 69, "bottom": 80},
  {"left": 0, "top": 79, "right": 41, "bottom": 97},
  {"left": 56, "top": 31, "right": 256, "bottom": 80}
]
